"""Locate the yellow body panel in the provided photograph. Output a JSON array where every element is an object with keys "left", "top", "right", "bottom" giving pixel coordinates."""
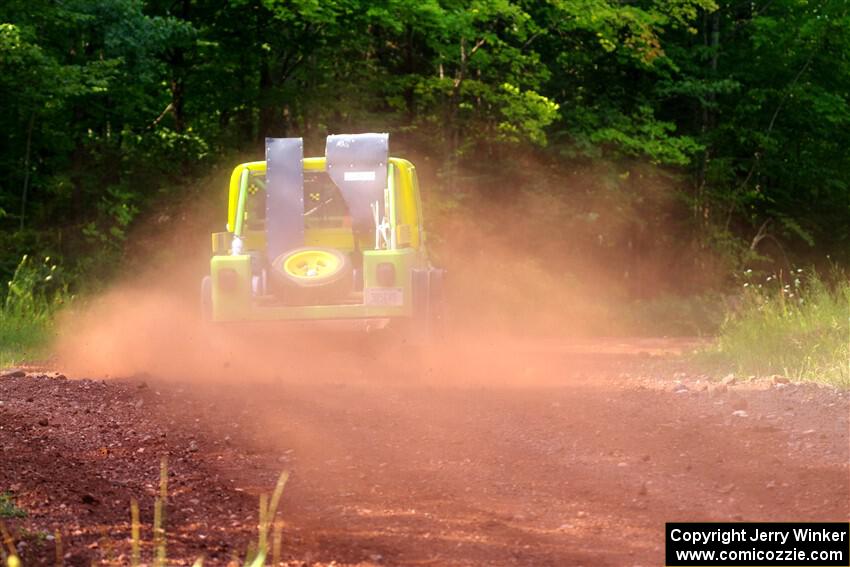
[
  {"left": 389, "top": 158, "right": 423, "bottom": 249},
  {"left": 305, "top": 227, "right": 357, "bottom": 250},
  {"left": 210, "top": 255, "right": 252, "bottom": 320},
  {"left": 214, "top": 228, "right": 362, "bottom": 254}
]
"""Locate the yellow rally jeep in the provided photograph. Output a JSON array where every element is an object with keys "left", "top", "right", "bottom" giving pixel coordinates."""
[{"left": 202, "top": 133, "right": 444, "bottom": 339}]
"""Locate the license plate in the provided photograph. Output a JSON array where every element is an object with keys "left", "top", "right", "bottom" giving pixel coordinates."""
[{"left": 365, "top": 287, "right": 404, "bottom": 306}]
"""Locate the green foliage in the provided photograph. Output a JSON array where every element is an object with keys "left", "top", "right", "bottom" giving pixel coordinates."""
[
  {"left": 0, "top": 255, "right": 70, "bottom": 366},
  {"left": 0, "top": 314, "right": 50, "bottom": 368},
  {"left": 704, "top": 269, "right": 850, "bottom": 388},
  {"left": 4, "top": 255, "right": 69, "bottom": 317},
  {"left": 0, "top": 494, "right": 26, "bottom": 519},
  {"left": 496, "top": 84, "right": 560, "bottom": 146},
  {"left": 81, "top": 184, "right": 140, "bottom": 269},
  {"left": 663, "top": 0, "right": 850, "bottom": 261},
  {"left": 587, "top": 105, "right": 703, "bottom": 166}
]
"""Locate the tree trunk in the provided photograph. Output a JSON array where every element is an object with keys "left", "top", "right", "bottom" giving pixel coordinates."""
[
  {"left": 19, "top": 111, "right": 35, "bottom": 230},
  {"left": 258, "top": 51, "right": 275, "bottom": 143},
  {"left": 696, "top": 9, "right": 721, "bottom": 238}
]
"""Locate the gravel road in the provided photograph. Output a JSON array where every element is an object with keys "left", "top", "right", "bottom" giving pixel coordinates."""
[{"left": 1, "top": 337, "right": 847, "bottom": 565}]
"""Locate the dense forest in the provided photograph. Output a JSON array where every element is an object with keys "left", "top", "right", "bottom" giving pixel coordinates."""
[{"left": 2, "top": 0, "right": 849, "bottom": 300}]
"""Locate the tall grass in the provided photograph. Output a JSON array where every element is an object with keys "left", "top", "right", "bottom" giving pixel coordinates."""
[
  {"left": 705, "top": 269, "right": 850, "bottom": 388},
  {"left": 0, "top": 255, "right": 69, "bottom": 367}
]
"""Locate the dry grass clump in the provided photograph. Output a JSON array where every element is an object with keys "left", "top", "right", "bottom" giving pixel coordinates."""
[{"left": 1, "top": 457, "right": 290, "bottom": 566}]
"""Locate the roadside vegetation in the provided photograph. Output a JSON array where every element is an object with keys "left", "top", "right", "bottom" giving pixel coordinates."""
[
  {"left": 0, "top": 494, "right": 26, "bottom": 520},
  {"left": 0, "top": 458, "right": 290, "bottom": 567},
  {"left": 0, "top": 310, "right": 49, "bottom": 369},
  {"left": 0, "top": 256, "right": 69, "bottom": 367},
  {"left": 704, "top": 270, "right": 850, "bottom": 388}
]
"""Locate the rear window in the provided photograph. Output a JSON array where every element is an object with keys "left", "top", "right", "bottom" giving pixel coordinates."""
[{"left": 245, "top": 170, "right": 351, "bottom": 229}]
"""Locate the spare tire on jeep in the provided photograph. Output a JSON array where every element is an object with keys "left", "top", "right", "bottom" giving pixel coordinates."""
[{"left": 270, "top": 246, "right": 352, "bottom": 304}]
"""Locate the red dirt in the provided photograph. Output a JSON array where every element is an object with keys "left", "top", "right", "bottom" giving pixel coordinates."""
[{"left": 2, "top": 337, "right": 848, "bottom": 566}]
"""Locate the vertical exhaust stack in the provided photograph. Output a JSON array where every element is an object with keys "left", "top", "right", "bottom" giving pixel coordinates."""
[
  {"left": 325, "top": 133, "right": 389, "bottom": 239},
  {"left": 265, "top": 137, "right": 305, "bottom": 263}
]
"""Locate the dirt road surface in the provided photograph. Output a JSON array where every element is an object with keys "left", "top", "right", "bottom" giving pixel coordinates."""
[{"left": 1, "top": 337, "right": 848, "bottom": 566}]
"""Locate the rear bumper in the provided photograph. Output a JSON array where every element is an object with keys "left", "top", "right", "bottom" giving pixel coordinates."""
[
  {"left": 210, "top": 251, "right": 419, "bottom": 322},
  {"left": 210, "top": 317, "right": 392, "bottom": 333},
  {"left": 207, "top": 253, "right": 442, "bottom": 328}
]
